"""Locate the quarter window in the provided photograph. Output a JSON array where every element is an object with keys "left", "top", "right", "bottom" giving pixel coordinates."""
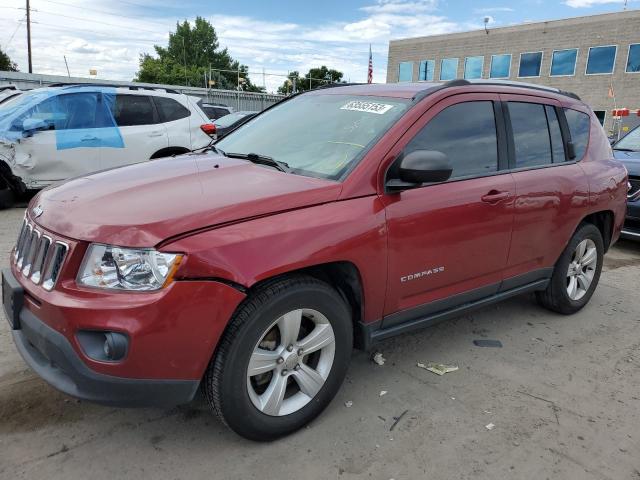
[
  {"left": 586, "top": 46, "right": 617, "bottom": 74},
  {"left": 419, "top": 60, "right": 435, "bottom": 81},
  {"left": 519, "top": 52, "right": 543, "bottom": 77},
  {"left": 154, "top": 97, "right": 190, "bottom": 122},
  {"left": 508, "top": 102, "right": 552, "bottom": 168},
  {"left": 398, "top": 62, "right": 413, "bottom": 82},
  {"left": 564, "top": 108, "right": 591, "bottom": 160},
  {"left": 550, "top": 49, "right": 578, "bottom": 76},
  {"left": 113, "top": 95, "right": 156, "bottom": 126},
  {"left": 404, "top": 101, "right": 498, "bottom": 179},
  {"left": 464, "top": 56, "right": 484, "bottom": 79},
  {"left": 490, "top": 54, "right": 511, "bottom": 78},
  {"left": 626, "top": 44, "right": 640, "bottom": 73},
  {"left": 439, "top": 58, "right": 459, "bottom": 81}
]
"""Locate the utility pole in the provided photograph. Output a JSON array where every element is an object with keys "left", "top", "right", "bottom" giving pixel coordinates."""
[{"left": 26, "top": 0, "right": 32, "bottom": 73}]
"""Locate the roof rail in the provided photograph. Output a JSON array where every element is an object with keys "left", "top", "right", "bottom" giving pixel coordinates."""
[
  {"left": 45, "top": 83, "right": 182, "bottom": 94},
  {"left": 312, "top": 82, "right": 365, "bottom": 91},
  {"left": 416, "top": 78, "right": 581, "bottom": 101}
]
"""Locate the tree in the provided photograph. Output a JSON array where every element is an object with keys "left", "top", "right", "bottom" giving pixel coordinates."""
[
  {"left": 135, "top": 17, "right": 263, "bottom": 92},
  {"left": 278, "top": 66, "right": 344, "bottom": 95},
  {"left": 0, "top": 47, "right": 18, "bottom": 72}
]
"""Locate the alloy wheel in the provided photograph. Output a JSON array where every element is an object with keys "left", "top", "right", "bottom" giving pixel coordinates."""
[
  {"left": 246, "top": 308, "right": 335, "bottom": 416},
  {"left": 566, "top": 238, "right": 597, "bottom": 301}
]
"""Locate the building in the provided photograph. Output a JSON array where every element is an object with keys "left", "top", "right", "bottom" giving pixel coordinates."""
[{"left": 386, "top": 10, "right": 640, "bottom": 134}]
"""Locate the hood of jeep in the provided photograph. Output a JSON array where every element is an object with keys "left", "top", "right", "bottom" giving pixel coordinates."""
[{"left": 31, "top": 153, "right": 341, "bottom": 246}]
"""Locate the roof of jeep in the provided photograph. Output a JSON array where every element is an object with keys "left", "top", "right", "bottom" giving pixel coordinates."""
[{"left": 305, "top": 79, "right": 581, "bottom": 102}]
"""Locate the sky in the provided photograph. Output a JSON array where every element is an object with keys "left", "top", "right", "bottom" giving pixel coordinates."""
[{"left": 0, "top": 0, "right": 637, "bottom": 93}]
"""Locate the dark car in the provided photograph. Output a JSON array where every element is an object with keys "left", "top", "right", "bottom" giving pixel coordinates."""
[
  {"left": 3, "top": 80, "right": 628, "bottom": 441},
  {"left": 214, "top": 111, "right": 258, "bottom": 139},
  {"left": 612, "top": 124, "right": 640, "bottom": 240}
]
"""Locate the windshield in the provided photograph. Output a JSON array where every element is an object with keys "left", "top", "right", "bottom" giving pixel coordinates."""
[
  {"left": 615, "top": 125, "right": 640, "bottom": 151},
  {"left": 216, "top": 94, "right": 410, "bottom": 180}
]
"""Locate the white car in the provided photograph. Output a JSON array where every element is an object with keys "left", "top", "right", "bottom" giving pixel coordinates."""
[{"left": 0, "top": 84, "right": 215, "bottom": 208}]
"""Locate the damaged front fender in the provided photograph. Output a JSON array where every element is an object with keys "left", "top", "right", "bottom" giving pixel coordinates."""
[{"left": 0, "top": 142, "right": 26, "bottom": 193}]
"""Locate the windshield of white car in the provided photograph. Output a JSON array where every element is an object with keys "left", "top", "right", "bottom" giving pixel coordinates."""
[
  {"left": 215, "top": 94, "right": 410, "bottom": 180},
  {"left": 614, "top": 126, "right": 640, "bottom": 152}
]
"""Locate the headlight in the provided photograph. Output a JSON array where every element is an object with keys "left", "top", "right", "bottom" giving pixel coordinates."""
[{"left": 77, "top": 244, "right": 183, "bottom": 291}]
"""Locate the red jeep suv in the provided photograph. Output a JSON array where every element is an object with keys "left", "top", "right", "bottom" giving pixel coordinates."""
[{"left": 2, "top": 80, "right": 628, "bottom": 440}]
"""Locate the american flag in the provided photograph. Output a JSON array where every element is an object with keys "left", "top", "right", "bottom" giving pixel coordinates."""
[{"left": 367, "top": 44, "right": 373, "bottom": 84}]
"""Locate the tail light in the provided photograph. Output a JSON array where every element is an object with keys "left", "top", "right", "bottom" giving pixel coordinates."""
[{"left": 200, "top": 123, "right": 216, "bottom": 136}]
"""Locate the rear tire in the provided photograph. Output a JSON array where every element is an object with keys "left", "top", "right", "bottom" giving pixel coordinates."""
[
  {"left": 536, "top": 223, "right": 604, "bottom": 314},
  {"left": 203, "top": 275, "right": 353, "bottom": 441}
]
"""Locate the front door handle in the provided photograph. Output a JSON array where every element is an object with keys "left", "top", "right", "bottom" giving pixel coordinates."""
[
  {"left": 80, "top": 136, "right": 99, "bottom": 142},
  {"left": 481, "top": 190, "right": 510, "bottom": 204}
]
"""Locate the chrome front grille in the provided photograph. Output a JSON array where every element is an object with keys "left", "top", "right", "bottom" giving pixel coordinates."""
[{"left": 13, "top": 218, "right": 68, "bottom": 291}]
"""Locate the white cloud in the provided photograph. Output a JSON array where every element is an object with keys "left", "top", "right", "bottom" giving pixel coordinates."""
[
  {"left": 473, "top": 6, "right": 515, "bottom": 13},
  {"left": 564, "top": 0, "right": 634, "bottom": 7},
  {"left": 0, "top": 0, "right": 468, "bottom": 93}
]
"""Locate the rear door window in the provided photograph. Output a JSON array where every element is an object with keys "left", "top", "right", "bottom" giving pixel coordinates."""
[
  {"left": 154, "top": 97, "right": 190, "bottom": 122},
  {"left": 508, "top": 102, "right": 552, "bottom": 168},
  {"left": 404, "top": 101, "right": 499, "bottom": 179},
  {"left": 545, "top": 106, "right": 566, "bottom": 163},
  {"left": 113, "top": 95, "right": 157, "bottom": 126},
  {"left": 564, "top": 108, "right": 591, "bottom": 160}
]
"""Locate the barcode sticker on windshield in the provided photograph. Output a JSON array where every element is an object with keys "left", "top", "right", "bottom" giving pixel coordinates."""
[{"left": 341, "top": 101, "right": 394, "bottom": 115}]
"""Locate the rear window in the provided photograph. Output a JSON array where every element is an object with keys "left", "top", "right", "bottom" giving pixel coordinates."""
[
  {"left": 113, "top": 95, "right": 156, "bottom": 126},
  {"left": 154, "top": 97, "right": 190, "bottom": 122},
  {"left": 564, "top": 108, "right": 591, "bottom": 160},
  {"left": 214, "top": 112, "right": 251, "bottom": 128}
]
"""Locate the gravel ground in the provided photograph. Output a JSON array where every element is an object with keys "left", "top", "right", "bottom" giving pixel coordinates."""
[{"left": 1, "top": 205, "right": 639, "bottom": 480}]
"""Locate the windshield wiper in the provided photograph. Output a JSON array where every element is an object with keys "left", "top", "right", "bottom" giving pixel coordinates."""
[
  {"left": 224, "top": 152, "right": 290, "bottom": 173},
  {"left": 613, "top": 147, "right": 639, "bottom": 152}
]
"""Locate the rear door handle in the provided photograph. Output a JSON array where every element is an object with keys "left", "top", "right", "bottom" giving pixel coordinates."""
[
  {"left": 80, "top": 136, "right": 98, "bottom": 142},
  {"left": 148, "top": 131, "right": 164, "bottom": 137},
  {"left": 481, "top": 190, "right": 510, "bottom": 204}
]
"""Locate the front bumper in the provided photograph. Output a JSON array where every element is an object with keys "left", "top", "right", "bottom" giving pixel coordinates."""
[{"left": 3, "top": 266, "right": 246, "bottom": 407}]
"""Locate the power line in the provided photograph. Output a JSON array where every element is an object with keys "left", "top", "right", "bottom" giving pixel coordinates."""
[
  {"left": 4, "top": 15, "right": 25, "bottom": 48},
  {"left": 30, "top": 8, "right": 168, "bottom": 35},
  {"left": 35, "top": 0, "right": 176, "bottom": 30}
]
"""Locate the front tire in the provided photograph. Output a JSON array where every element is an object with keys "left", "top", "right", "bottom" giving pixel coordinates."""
[
  {"left": 536, "top": 223, "right": 604, "bottom": 314},
  {"left": 203, "top": 275, "right": 353, "bottom": 441}
]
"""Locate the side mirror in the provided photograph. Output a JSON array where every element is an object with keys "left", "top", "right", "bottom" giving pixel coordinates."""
[
  {"left": 387, "top": 150, "right": 453, "bottom": 191},
  {"left": 22, "top": 118, "right": 49, "bottom": 136}
]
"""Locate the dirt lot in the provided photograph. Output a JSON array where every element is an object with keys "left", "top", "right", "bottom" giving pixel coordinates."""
[{"left": 1, "top": 205, "right": 639, "bottom": 480}]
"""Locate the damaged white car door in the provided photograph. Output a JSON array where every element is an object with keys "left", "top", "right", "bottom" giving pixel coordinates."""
[{"left": 7, "top": 92, "right": 120, "bottom": 189}]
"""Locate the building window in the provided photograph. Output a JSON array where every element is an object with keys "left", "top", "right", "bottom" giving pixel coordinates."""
[
  {"left": 419, "top": 60, "right": 435, "bottom": 81},
  {"left": 550, "top": 48, "right": 578, "bottom": 76},
  {"left": 593, "top": 110, "right": 606, "bottom": 126},
  {"left": 626, "top": 44, "right": 640, "bottom": 73},
  {"left": 464, "top": 56, "right": 484, "bottom": 79},
  {"left": 440, "top": 58, "right": 459, "bottom": 81},
  {"left": 490, "top": 54, "right": 511, "bottom": 79},
  {"left": 518, "top": 52, "right": 543, "bottom": 78},
  {"left": 586, "top": 45, "right": 617, "bottom": 75},
  {"left": 398, "top": 61, "right": 413, "bottom": 82}
]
